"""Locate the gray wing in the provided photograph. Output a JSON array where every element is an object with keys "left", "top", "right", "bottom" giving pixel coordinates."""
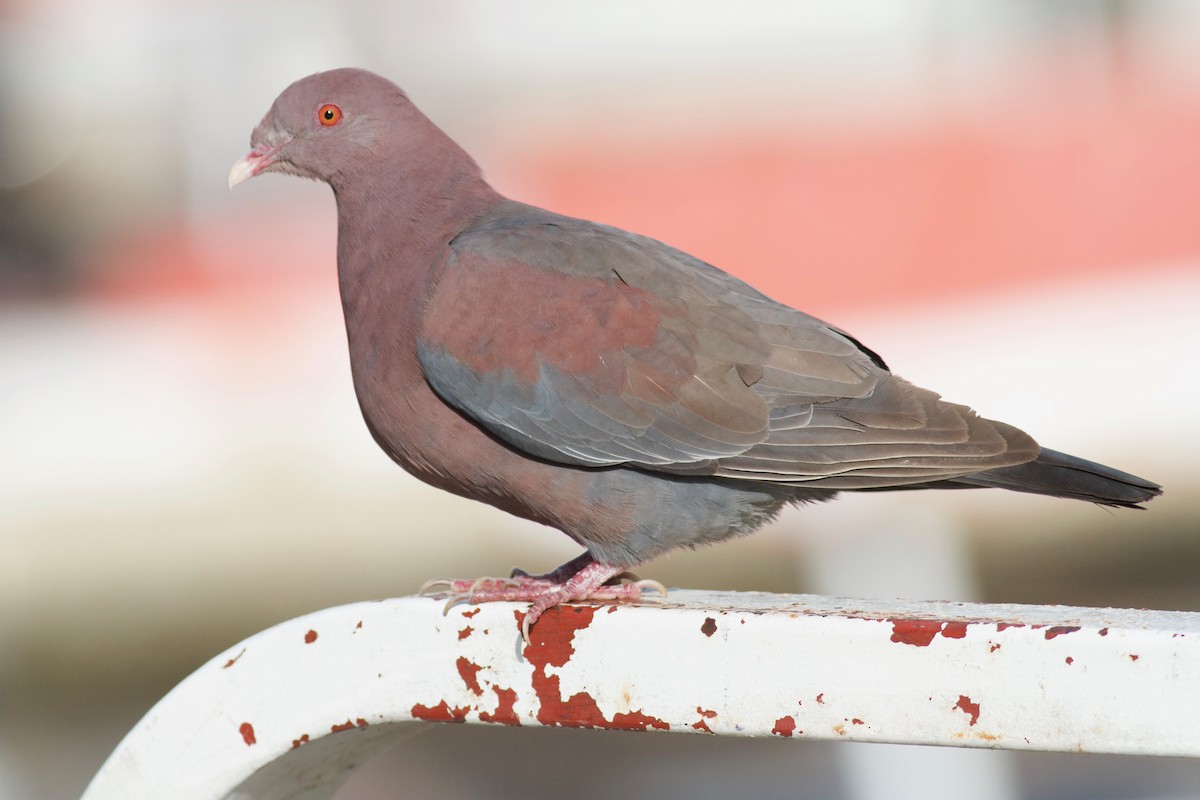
[{"left": 418, "top": 206, "right": 1038, "bottom": 488}]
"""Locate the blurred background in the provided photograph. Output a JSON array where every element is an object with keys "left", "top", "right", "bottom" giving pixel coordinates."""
[{"left": 2, "top": 1, "right": 1199, "bottom": 798}]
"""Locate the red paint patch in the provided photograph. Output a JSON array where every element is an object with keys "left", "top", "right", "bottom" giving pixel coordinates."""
[
  {"left": 458, "top": 626, "right": 474, "bottom": 640},
  {"left": 851, "top": 718, "right": 864, "bottom": 725},
  {"left": 291, "top": 733, "right": 309, "bottom": 748},
  {"left": 612, "top": 710, "right": 671, "bottom": 731},
  {"left": 941, "top": 621, "right": 969, "bottom": 639},
  {"left": 772, "top": 715, "right": 796, "bottom": 737},
  {"left": 1130, "top": 654, "right": 1140, "bottom": 661},
  {"left": 480, "top": 686, "right": 520, "bottom": 726},
  {"left": 239, "top": 722, "right": 256, "bottom": 746},
  {"left": 996, "top": 622, "right": 1024, "bottom": 632},
  {"left": 989, "top": 643, "right": 1001, "bottom": 653},
  {"left": 223, "top": 648, "right": 246, "bottom": 669},
  {"left": 304, "top": 629, "right": 318, "bottom": 644},
  {"left": 693, "top": 707, "right": 717, "bottom": 733},
  {"left": 410, "top": 701, "right": 470, "bottom": 723},
  {"left": 330, "top": 718, "right": 370, "bottom": 733},
  {"left": 954, "top": 695, "right": 981, "bottom": 726},
  {"left": 890, "top": 619, "right": 943, "bottom": 647},
  {"left": 355, "top": 620, "right": 363, "bottom": 630},
  {"left": 1065, "top": 656, "right": 1074, "bottom": 665},
  {"left": 1044, "top": 626, "right": 1081, "bottom": 640},
  {"left": 701, "top": 617, "right": 717, "bottom": 637},
  {"left": 816, "top": 693, "right": 825, "bottom": 705},
  {"left": 524, "top": 605, "right": 668, "bottom": 731},
  {"left": 462, "top": 607, "right": 481, "bottom": 618},
  {"left": 457, "top": 656, "right": 484, "bottom": 696},
  {"left": 1098, "top": 628, "right": 1109, "bottom": 636}
]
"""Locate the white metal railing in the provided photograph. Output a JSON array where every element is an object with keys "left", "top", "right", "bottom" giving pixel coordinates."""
[{"left": 80, "top": 591, "right": 1200, "bottom": 800}]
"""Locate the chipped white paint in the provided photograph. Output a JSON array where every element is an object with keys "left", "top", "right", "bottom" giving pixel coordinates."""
[{"left": 81, "top": 591, "right": 1200, "bottom": 800}]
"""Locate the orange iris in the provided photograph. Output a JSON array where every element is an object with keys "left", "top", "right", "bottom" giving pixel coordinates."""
[{"left": 318, "top": 104, "right": 343, "bottom": 126}]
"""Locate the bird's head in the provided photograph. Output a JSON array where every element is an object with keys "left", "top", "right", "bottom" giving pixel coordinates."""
[{"left": 228, "top": 68, "right": 410, "bottom": 190}]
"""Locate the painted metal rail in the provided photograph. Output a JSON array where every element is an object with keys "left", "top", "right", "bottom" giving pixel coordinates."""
[{"left": 81, "top": 591, "right": 1200, "bottom": 800}]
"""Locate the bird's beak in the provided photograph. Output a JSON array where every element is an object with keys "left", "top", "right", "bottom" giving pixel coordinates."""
[{"left": 227, "top": 142, "right": 286, "bottom": 189}]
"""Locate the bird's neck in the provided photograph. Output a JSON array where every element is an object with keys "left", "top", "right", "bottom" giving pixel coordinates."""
[{"left": 331, "top": 151, "right": 499, "bottom": 340}]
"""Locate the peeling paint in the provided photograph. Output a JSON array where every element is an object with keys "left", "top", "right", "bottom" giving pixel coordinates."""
[
  {"left": 238, "top": 722, "right": 256, "bottom": 746},
  {"left": 1099, "top": 627, "right": 1109, "bottom": 636},
  {"left": 1130, "top": 654, "right": 1140, "bottom": 661},
  {"left": 1065, "top": 656, "right": 1074, "bottom": 665},
  {"left": 222, "top": 648, "right": 246, "bottom": 669},
  {"left": 523, "top": 606, "right": 668, "bottom": 731},
  {"left": 989, "top": 642, "right": 1001, "bottom": 653},
  {"left": 410, "top": 701, "right": 469, "bottom": 723},
  {"left": 851, "top": 718, "right": 864, "bottom": 725},
  {"left": 701, "top": 617, "right": 717, "bottom": 637},
  {"left": 996, "top": 622, "right": 1024, "bottom": 632},
  {"left": 954, "top": 695, "right": 981, "bottom": 726},
  {"left": 941, "top": 621, "right": 969, "bottom": 639},
  {"left": 479, "top": 686, "right": 520, "bottom": 726},
  {"left": 1044, "top": 626, "right": 1081, "bottom": 640},
  {"left": 456, "top": 657, "right": 483, "bottom": 696},
  {"left": 773, "top": 716, "right": 796, "bottom": 737},
  {"left": 304, "top": 630, "right": 318, "bottom": 644},
  {"left": 890, "top": 619, "right": 943, "bottom": 647},
  {"left": 816, "top": 693, "right": 825, "bottom": 704},
  {"left": 330, "top": 718, "right": 369, "bottom": 733},
  {"left": 291, "top": 733, "right": 309, "bottom": 748},
  {"left": 462, "top": 608, "right": 481, "bottom": 619},
  {"left": 458, "top": 626, "right": 473, "bottom": 640},
  {"left": 693, "top": 707, "right": 717, "bottom": 733}
]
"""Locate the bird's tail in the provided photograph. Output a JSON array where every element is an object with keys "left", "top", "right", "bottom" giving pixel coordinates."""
[{"left": 953, "top": 447, "right": 1162, "bottom": 509}]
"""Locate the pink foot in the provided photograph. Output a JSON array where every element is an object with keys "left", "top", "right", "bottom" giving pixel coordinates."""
[{"left": 419, "top": 555, "right": 667, "bottom": 642}]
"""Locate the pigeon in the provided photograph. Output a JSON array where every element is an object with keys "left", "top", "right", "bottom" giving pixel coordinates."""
[{"left": 230, "top": 68, "right": 1160, "bottom": 639}]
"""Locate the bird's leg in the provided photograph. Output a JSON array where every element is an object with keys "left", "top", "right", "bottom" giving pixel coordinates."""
[
  {"left": 419, "top": 555, "right": 667, "bottom": 643},
  {"left": 509, "top": 551, "right": 594, "bottom": 583}
]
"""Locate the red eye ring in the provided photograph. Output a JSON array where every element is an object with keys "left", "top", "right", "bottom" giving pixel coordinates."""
[{"left": 317, "top": 103, "right": 343, "bottom": 127}]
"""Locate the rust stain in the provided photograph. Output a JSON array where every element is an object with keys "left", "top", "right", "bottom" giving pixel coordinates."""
[
  {"left": 701, "top": 617, "right": 718, "bottom": 637},
  {"left": 291, "top": 733, "right": 309, "bottom": 749},
  {"left": 456, "top": 656, "right": 484, "bottom": 696},
  {"left": 954, "top": 695, "right": 981, "bottom": 726},
  {"left": 458, "top": 626, "right": 474, "bottom": 640},
  {"left": 890, "top": 619, "right": 943, "bottom": 647},
  {"left": 772, "top": 716, "right": 796, "bottom": 737},
  {"left": 222, "top": 648, "right": 246, "bottom": 669},
  {"left": 1044, "top": 626, "right": 1081, "bottom": 640},
  {"left": 410, "top": 700, "right": 470, "bottom": 723},
  {"left": 480, "top": 686, "right": 521, "bottom": 726},
  {"left": 974, "top": 731, "right": 1000, "bottom": 741},
  {"left": 304, "top": 629, "right": 318, "bottom": 644},
  {"left": 833, "top": 723, "right": 846, "bottom": 735},
  {"left": 940, "top": 621, "right": 969, "bottom": 640},
  {"left": 238, "top": 722, "right": 256, "bottom": 746},
  {"left": 524, "top": 605, "right": 668, "bottom": 731}
]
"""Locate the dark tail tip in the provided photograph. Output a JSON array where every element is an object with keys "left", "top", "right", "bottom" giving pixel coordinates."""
[{"left": 958, "top": 447, "right": 1162, "bottom": 508}]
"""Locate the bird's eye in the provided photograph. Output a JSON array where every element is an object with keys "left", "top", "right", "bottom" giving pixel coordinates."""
[{"left": 317, "top": 104, "right": 343, "bottom": 126}]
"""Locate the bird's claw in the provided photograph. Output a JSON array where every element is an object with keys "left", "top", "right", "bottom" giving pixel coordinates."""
[{"left": 418, "top": 577, "right": 457, "bottom": 595}]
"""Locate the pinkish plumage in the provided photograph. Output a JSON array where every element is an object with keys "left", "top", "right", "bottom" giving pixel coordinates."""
[{"left": 231, "top": 69, "right": 1160, "bottom": 637}]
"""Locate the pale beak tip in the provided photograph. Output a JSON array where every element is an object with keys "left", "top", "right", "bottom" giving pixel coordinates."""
[{"left": 227, "top": 156, "right": 256, "bottom": 190}]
